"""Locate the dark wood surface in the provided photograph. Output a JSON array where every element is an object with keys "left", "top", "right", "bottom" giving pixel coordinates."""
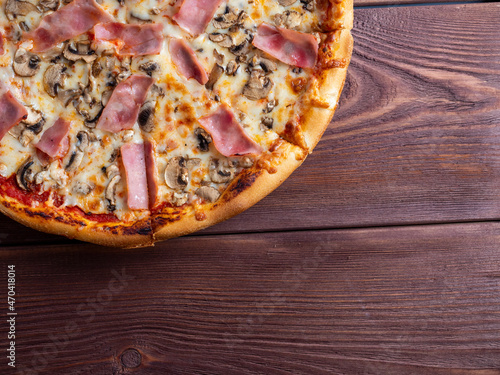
[{"left": 2, "top": 2, "right": 500, "bottom": 374}]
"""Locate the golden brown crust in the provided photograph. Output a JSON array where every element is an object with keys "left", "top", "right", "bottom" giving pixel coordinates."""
[
  {"left": 301, "top": 29, "right": 353, "bottom": 151},
  {"left": 318, "top": 0, "right": 354, "bottom": 31},
  {"left": 0, "top": 194, "right": 153, "bottom": 248},
  {"left": 153, "top": 141, "right": 307, "bottom": 241}
]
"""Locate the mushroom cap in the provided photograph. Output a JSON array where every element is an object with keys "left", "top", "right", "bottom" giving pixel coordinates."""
[
  {"left": 43, "top": 63, "right": 66, "bottom": 97},
  {"left": 165, "top": 157, "right": 189, "bottom": 190},
  {"left": 13, "top": 48, "right": 41, "bottom": 77},
  {"left": 195, "top": 186, "right": 221, "bottom": 203}
]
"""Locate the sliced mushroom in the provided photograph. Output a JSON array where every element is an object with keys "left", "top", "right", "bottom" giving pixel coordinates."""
[
  {"left": 273, "top": 10, "right": 302, "bottom": 29},
  {"left": 213, "top": 49, "right": 224, "bottom": 65},
  {"left": 43, "top": 63, "right": 66, "bottom": 97},
  {"left": 101, "top": 87, "right": 114, "bottom": 107},
  {"left": 21, "top": 107, "right": 45, "bottom": 134},
  {"left": 139, "top": 61, "right": 160, "bottom": 76},
  {"left": 105, "top": 174, "right": 121, "bottom": 211},
  {"left": 239, "top": 156, "right": 254, "bottom": 168},
  {"left": 205, "top": 64, "right": 224, "bottom": 91},
  {"left": 18, "top": 129, "right": 35, "bottom": 147},
  {"left": 194, "top": 128, "right": 212, "bottom": 152},
  {"left": 172, "top": 191, "right": 188, "bottom": 207},
  {"left": 261, "top": 116, "right": 274, "bottom": 130},
  {"left": 138, "top": 101, "right": 155, "bottom": 133},
  {"left": 230, "top": 38, "right": 252, "bottom": 57},
  {"left": 195, "top": 186, "right": 220, "bottom": 203},
  {"left": 278, "top": 0, "right": 297, "bottom": 6},
  {"left": 212, "top": 9, "right": 239, "bottom": 29},
  {"left": 38, "top": 0, "right": 60, "bottom": 11},
  {"left": 65, "top": 131, "right": 89, "bottom": 172},
  {"left": 63, "top": 40, "right": 97, "bottom": 63},
  {"left": 73, "top": 181, "right": 94, "bottom": 195},
  {"left": 226, "top": 60, "right": 239, "bottom": 76},
  {"left": 242, "top": 70, "right": 273, "bottom": 101},
  {"left": 106, "top": 163, "right": 120, "bottom": 178},
  {"left": 250, "top": 55, "right": 277, "bottom": 74},
  {"left": 57, "top": 88, "right": 81, "bottom": 107},
  {"left": 209, "top": 33, "right": 234, "bottom": 48},
  {"left": 264, "top": 99, "right": 278, "bottom": 114},
  {"left": 5, "top": 0, "right": 38, "bottom": 21},
  {"left": 16, "top": 157, "right": 34, "bottom": 191},
  {"left": 164, "top": 157, "right": 189, "bottom": 190},
  {"left": 13, "top": 48, "right": 41, "bottom": 77},
  {"left": 209, "top": 159, "right": 235, "bottom": 183}
]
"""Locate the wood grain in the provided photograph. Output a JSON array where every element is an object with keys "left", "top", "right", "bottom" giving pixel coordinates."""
[
  {"left": 0, "top": 3, "right": 499, "bottom": 245},
  {"left": 3, "top": 222, "right": 500, "bottom": 374},
  {"left": 353, "top": 0, "right": 479, "bottom": 7}
]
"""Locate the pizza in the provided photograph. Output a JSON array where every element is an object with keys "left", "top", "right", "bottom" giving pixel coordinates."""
[{"left": 0, "top": 0, "right": 353, "bottom": 247}]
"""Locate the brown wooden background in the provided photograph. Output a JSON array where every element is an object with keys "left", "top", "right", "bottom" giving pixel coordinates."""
[{"left": 2, "top": 1, "right": 500, "bottom": 374}]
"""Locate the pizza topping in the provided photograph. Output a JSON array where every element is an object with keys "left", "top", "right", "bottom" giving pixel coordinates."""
[
  {"left": 225, "top": 60, "right": 239, "bottom": 75},
  {"left": 194, "top": 127, "right": 212, "bottom": 152},
  {"left": 249, "top": 55, "right": 278, "bottom": 74},
  {"left": 97, "top": 74, "right": 154, "bottom": 133},
  {"left": 252, "top": 23, "right": 318, "bottom": 68},
  {"left": 205, "top": 64, "right": 224, "bottom": 91},
  {"left": 172, "top": 191, "right": 188, "bottom": 207},
  {"left": 261, "top": 116, "right": 274, "bottom": 130},
  {"left": 21, "top": 107, "right": 45, "bottom": 134},
  {"left": 43, "top": 63, "right": 66, "bottom": 97},
  {"left": 169, "top": 38, "right": 209, "bottom": 85},
  {"left": 35, "top": 118, "right": 71, "bottom": 159},
  {"left": 138, "top": 101, "right": 156, "bottom": 133},
  {"left": 5, "top": 0, "right": 38, "bottom": 21},
  {"left": 105, "top": 174, "right": 120, "bottom": 211},
  {"left": 16, "top": 157, "right": 34, "bottom": 191},
  {"left": 199, "top": 105, "right": 263, "bottom": 156},
  {"left": 0, "top": 86, "right": 28, "bottom": 142},
  {"left": 13, "top": 48, "right": 41, "bottom": 77},
  {"left": 209, "top": 33, "right": 233, "bottom": 49},
  {"left": 209, "top": 158, "right": 235, "bottom": 183},
  {"left": 195, "top": 186, "right": 220, "bottom": 203},
  {"left": 172, "top": 0, "right": 224, "bottom": 36},
  {"left": 65, "top": 131, "right": 89, "bottom": 172},
  {"left": 94, "top": 23, "right": 164, "bottom": 56},
  {"left": 273, "top": 10, "right": 302, "bottom": 29},
  {"left": 278, "top": 0, "right": 297, "bottom": 6},
  {"left": 73, "top": 181, "right": 94, "bottom": 195},
  {"left": 28, "top": 0, "right": 113, "bottom": 52},
  {"left": 63, "top": 40, "right": 97, "bottom": 63},
  {"left": 139, "top": 61, "right": 160, "bottom": 76},
  {"left": 121, "top": 142, "right": 149, "bottom": 210},
  {"left": 164, "top": 156, "right": 189, "bottom": 190},
  {"left": 144, "top": 140, "right": 158, "bottom": 208},
  {"left": 39, "top": 0, "right": 60, "bottom": 12},
  {"left": 212, "top": 8, "right": 247, "bottom": 30},
  {"left": 242, "top": 70, "right": 273, "bottom": 101}
]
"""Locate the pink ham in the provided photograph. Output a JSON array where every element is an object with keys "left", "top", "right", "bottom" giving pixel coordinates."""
[
  {"left": 144, "top": 140, "right": 158, "bottom": 209},
  {"left": 97, "top": 75, "right": 153, "bottom": 133},
  {"left": 94, "top": 22, "right": 164, "bottom": 56},
  {"left": 172, "top": 0, "right": 224, "bottom": 36},
  {"left": 169, "top": 38, "right": 208, "bottom": 85},
  {"left": 28, "top": 0, "right": 113, "bottom": 52},
  {"left": 252, "top": 23, "right": 318, "bottom": 69},
  {"left": 0, "top": 85, "right": 27, "bottom": 142},
  {"left": 35, "top": 118, "right": 71, "bottom": 159},
  {"left": 198, "top": 105, "right": 262, "bottom": 157},
  {"left": 121, "top": 143, "right": 149, "bottom": 210}
]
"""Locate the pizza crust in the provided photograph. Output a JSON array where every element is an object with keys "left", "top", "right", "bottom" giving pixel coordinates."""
[{"left": 0, "top": 195, "right": 153, "bottom": 248}]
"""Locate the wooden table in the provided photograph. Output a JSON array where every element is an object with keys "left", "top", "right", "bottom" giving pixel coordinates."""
[{"left": 2, "top": 1, "right": 500, "bottom": 374}]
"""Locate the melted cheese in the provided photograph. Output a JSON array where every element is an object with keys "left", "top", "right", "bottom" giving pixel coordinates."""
[{"left": 0, "top": 0, "right": 318, "bottom": 220}]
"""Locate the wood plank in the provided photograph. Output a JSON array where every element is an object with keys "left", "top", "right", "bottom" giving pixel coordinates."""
[
  {"left": 2, "top": 222, "right": 500, "bottom": 373},
  {"left": 353, "top": 0, "right": 478, "bottom": 7},
  {"left": 0, "top": 3, "right": 500, "bottom": 245}
]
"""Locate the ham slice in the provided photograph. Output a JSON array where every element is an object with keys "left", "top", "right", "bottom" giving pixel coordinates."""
[
  {"left": 28, "top": 0, "right": 113, "bottom": 52},
  {"left": 169, "top": 38, "right": 208, "bottom": 85},
  {"left": 252, "top": 23, "right": 319, "bottom": 69},
  {"left": 0, "top": 85, "right": 27, "bottom": 142},
  {"left": 97, "top": 75, "right": 154, "bottom": 133},
  {"left": 198, "top": 105, "right": 262, "bottom": 157},
  {"left": 121, "top": 143, "right": 149, "bottom": 210},
  {"left": 144, "top": 140, "right": 159, "bottom": 208},
  {"left": 173, "top": 0, "right": 224, "bottom": 36},
  {"left": 35, "top": 118, "right": 71, "bottom": 159},
  {"left": 94, "top": 22, "right": 164, "bottom": 56}
]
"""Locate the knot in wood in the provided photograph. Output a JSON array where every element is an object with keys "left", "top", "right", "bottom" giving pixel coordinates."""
[{"left": 120, "top": 348, "right": 142, "bottom": 368}]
